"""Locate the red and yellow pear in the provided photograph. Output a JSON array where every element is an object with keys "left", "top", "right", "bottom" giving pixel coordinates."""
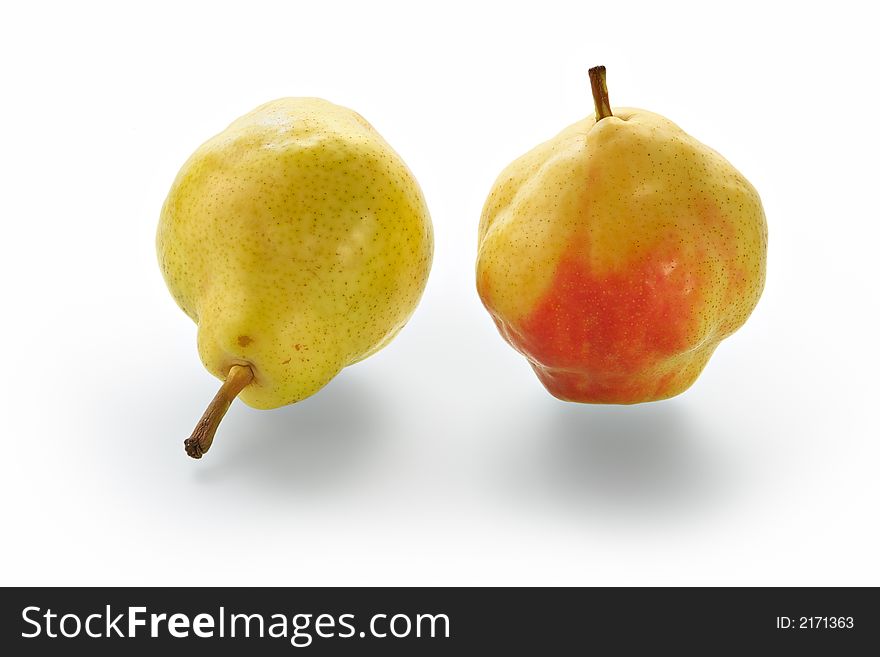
[{"left": 476, "top": 67, "right": 767, "bottom": 403}]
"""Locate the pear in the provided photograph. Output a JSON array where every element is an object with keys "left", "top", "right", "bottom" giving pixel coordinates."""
[
  {"left": 158, "top": 98, "right": 433, "bottom": 457},
  {"left": 476, "top": 67, "right": 766, "bottom": 403}
]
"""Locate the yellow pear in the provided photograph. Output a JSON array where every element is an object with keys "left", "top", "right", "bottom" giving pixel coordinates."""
[
  {"left": 477, "top": 67, "right": 766, "bottom": 403},
  {"left": 158, "top": 98, "right": 433, "bottom": 457}
]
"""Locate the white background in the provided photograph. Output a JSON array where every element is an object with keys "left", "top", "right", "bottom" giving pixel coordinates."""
[{"left": 1, "top": 0, "right": 878, "bottom": 586}]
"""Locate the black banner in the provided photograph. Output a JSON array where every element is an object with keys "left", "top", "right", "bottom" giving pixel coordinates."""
[{"left": 1, "top": 587, "right": 876, "bottom": 654}]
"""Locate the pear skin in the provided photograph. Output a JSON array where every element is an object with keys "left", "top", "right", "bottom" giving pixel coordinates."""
[
  {"left": 158, "top": 98, "right": 433, "bottom": 457},
  {"left": 476, "top": 67, "right": 766, "bottom": 403}
]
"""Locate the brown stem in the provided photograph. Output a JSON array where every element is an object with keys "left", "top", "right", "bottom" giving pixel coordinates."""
[
  {"left": 184, "top": 364, "right": 254, "bottom": 459},
  {"left": 589, "top": 66, "right": 613, "bottom": 121}
]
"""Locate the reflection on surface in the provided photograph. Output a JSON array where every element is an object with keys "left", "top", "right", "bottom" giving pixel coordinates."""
[
  {"left": 191, "top": 374, "right": 384, "bottom": 493},
  {"left": 494, "top": 399, "right": 739, "bottom": 522}
]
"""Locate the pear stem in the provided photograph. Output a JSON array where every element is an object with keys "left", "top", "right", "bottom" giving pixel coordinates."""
[
  {"left": 184, "top": 364, "right": 254, "bottom": 459},
  {"left": 589, "top": 66, "right": 613, "bottom": 122}
]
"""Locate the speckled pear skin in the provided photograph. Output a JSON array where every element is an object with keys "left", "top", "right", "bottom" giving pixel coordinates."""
[
  {"left": 158, "top": 98, "right": 433, "bottom": 409},
  {"left": 477, "top": 107, "right": 766, "bottom": 403}
]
